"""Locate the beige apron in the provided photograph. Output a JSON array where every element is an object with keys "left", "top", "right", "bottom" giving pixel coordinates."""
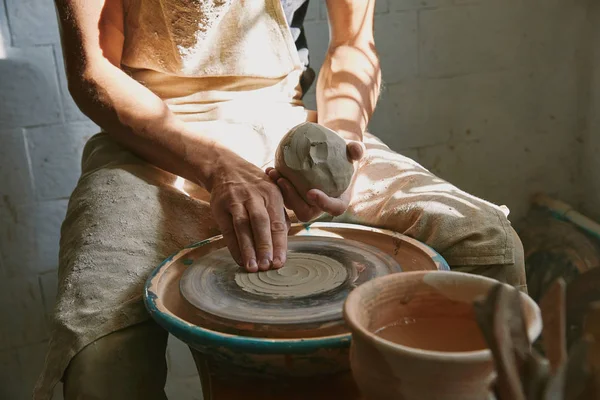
[{"left": 35, "top": 1, "right": 519, "bottom": 398}]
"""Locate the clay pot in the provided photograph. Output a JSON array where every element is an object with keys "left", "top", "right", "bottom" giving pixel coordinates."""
[{"left": 343, "top": 271, "right": 542, "bottom": 400}]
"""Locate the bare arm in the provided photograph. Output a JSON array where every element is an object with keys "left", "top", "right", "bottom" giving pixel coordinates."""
[
  {"left": 266, "top": 1, "right": 380, "bottom": 221},
  {"left": 55, "top": 0, "right": 235, "bottom": 190},
  {"left": 56, "top": 0, "right": 289, "bottom": 271},
  {"left": 317, "top": 0, "right": 381, "bottom": 142}
]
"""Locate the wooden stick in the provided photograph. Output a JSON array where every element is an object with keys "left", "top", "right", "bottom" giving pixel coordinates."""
[
  {"left": 474, "top": 284, "right": 526, "bottom": 400},
  {"left": 540, "top": 278, "right": 567, "bottom": 373}
]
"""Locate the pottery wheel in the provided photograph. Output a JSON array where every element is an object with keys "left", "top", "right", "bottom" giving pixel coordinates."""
[{"left": 179, "top": 236, "right": 402, "bottom": 327}]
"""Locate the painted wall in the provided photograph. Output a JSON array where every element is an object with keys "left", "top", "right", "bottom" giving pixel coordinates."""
[
  {"left": 0, "top": 0, "right": 591, "bottom": 398},
  {"left": 583, "top": 2, "right": 600, "bottom": 221}
]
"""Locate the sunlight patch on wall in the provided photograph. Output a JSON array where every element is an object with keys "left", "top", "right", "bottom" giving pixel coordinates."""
[{"left": 0, "top": 30, "right": 6, "bottom": 59}]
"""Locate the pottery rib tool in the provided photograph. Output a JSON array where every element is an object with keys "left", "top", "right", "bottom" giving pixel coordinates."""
[
  {"left": 474, "top": 284, "right": 526, "bottom": 400},
  {"left": 540, "top": 278, "right": 567, "bottom": 374}
]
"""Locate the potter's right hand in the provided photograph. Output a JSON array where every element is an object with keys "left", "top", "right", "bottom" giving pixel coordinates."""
[{"left": 208, "top": 153, "right": 290, "bottom": 273}]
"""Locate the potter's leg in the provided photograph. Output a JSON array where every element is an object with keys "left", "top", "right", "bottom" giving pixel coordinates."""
[
  {"left": 333, "top": 134, "right": 527, "bottom": 291},
  {"left": 63, "top": 320, "right": 169, "bottom": 400},
  {"left": 453, "top": 228, "right": 527, "bottom": 292}
]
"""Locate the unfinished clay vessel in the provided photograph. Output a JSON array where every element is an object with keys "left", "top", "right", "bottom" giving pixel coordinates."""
[
  {"left": 343, "top": 271, "right": 542, "bottom": 400},
  {"left": 275, "top": 122, "right": 353, "bottom": 200}
]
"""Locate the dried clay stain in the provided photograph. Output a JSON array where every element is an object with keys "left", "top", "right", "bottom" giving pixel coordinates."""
[{"left": 168, "top": 0, "right": 233, "bottom": 72}]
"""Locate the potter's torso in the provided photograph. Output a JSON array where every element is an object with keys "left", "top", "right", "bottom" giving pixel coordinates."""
[{"left": 120, "top": 0, "right": 316, "bottom": 167}]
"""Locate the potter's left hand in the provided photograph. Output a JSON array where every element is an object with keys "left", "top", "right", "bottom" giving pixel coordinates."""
[{"left": 266, "top": 140, "right": 364, "bottom": 222}]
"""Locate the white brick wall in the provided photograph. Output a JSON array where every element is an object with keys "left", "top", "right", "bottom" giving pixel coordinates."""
[{"left": 0, "top": 0, "right": 594, "bottom": 398}]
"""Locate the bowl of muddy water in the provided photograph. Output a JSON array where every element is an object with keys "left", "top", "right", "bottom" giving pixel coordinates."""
[{"left": 343, "top": 270, "right": 542, "bottom": 400}]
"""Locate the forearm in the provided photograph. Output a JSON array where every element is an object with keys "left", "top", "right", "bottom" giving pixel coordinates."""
[
  {"left": 317, "top": 0, "right": 381, "bottom": 142},
  {"left": 57, "top": 0, "right": 230, "bottom": 191},
  {"left": 316, "top": 44, "right": 381, "bottom": 142},
  {"left": 70, "top": 60, "right": 227, "bottom": 190}
]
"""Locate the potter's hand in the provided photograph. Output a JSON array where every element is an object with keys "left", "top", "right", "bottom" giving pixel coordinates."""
[
  {"left": 210, "top": 154, "right": 290, "bottom": 273},
  {"left": 266, "top": 141, "right": 364, "bottom": 222}
]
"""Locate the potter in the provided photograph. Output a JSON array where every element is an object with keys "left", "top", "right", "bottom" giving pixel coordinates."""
[{"left": 38, "top": 0, "right": 527, "bottom": 398}]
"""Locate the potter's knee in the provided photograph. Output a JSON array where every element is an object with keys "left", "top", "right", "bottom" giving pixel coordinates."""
[
  {"left": 452, "top": 228, "right": 527, "bottom": 292},
  {"left": 63, "top": 320, "right": 168, "bottom": 400}
]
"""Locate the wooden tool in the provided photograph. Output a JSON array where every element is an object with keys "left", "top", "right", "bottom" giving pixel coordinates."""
[
  {"left": 475, "top": 277, "right": 597, "bottom": 400},
  {"left": 540, "top": 278, "right": 567, "bottom": 373},
  {"left": 474, "top": 284, "right": 526, "bottom": 400}
]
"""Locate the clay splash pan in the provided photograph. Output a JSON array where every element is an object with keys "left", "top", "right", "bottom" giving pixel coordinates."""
[{"left": 145, "top": 222, "right": 449, "bottom": 343}]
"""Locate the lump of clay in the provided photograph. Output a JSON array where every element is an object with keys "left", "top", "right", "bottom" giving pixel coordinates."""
[{"left": 275, "top": 122, "right": 354, "bottom": 200}]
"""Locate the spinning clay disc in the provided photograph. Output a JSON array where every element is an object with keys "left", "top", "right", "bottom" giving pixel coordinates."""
[
  {"left": 234, "top": 253, "right": 348, "bottom": 299},
  {"left": 179, "top": 236, "right": 402, "bottom": 330},
  {"left": 275, "top": 122, "right": 354, "bottom": 200}
]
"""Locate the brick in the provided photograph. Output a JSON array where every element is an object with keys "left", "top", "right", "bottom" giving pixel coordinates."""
[
  {"left": 304, "top": 20, "right": 330, "bottom": 75},
  {"left": 5, "top": 0, "right": 60, "bottom": 46},
  {"left": 0, "top": 128, "right": 35, "bottom": 207},
  {"left": 374, "top": 0, "right": 390, "bottom": 14},
  {"left": 0, "top": 276, "right": 48, "bottom": 350},
  {"left": 53, "top": 45, "right": 88, "bottom": 122},
  {"left": 391, "top": 0, "right": 452, "bottom": 11},
  {"left": 422, "top": 69, "right": 536, "bottom": 144},
  {"left": 583, "top": 38, "right": 600, "bottom": 219},
  {"left": 453, "top": 0, "right": 483, "bottom": 5},
  {"left": 396, "top": 148, "right": 420, "bottom": 162},
  {"left": 369, "top": 69, "right": 537, "bottom": 150},
  {"left": 532, "top": 65, "right": 578, "bottom": 139},
  {"left": 0, "top": 203, "right": 38, "bottom": 278},
  {"left": 419, "top": 4, "right": 526, "bottom": 77},
  {"left": 320, "top": 0, "right": 389, "bottom": 21},
  {"left": 167, "top": 335, "right": 199, "bottom": 379},
  {"left": 375, "top": 12, "right": 418, "bottom": 84},
  {"left": 304, "top": 0, "right": 319, "bottom": 21},
  {"left": 35, "top": 200, "right": 68, "bottom": 273},
  {"left": 368, "top": 80, "right": 452, "bottom": 149},
  {"left": 416, "top": 130, "right": 581, "bottom": 222},
  {"left": 26, "top": 121, "right": 99, "bottom": 200},
  {"left": 39, "top": 270, "right": 59, "bottom": 320},
  {"left": 302, "top": 90, "right": 317, "bottom": 111},
  {"left": 0, "top": 46, "right": 62, "bottom": 129}
]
